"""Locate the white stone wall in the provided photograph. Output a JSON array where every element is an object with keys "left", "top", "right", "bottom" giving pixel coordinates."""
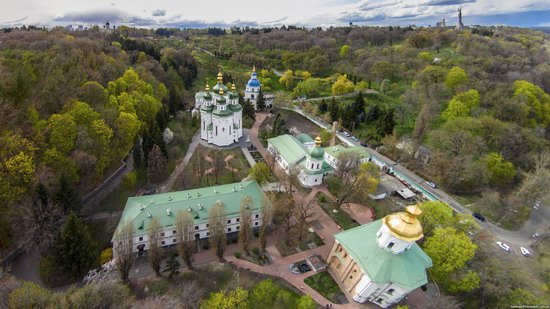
[
  {"left": 376, "top": 224, "right": 414, "bottom": 254},
  {"left": 353, "top": 275, "right": 409, "bottom": 308},
  {"left": 129, "top": 212, "right": 263, "bottom": 253}
]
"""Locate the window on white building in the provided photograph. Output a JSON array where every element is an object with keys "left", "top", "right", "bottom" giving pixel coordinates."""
[
  {"left": 255, "top": 214, "right": 259, "bottom": 219},
  {"left": 228, "top": 228, "right": 232, "bottom": 232},
  {"left": 173, "top": 230, "right": 177, "bottom": 235},
  {"left": 139, "top": 237, "right": 143, "bottom": 241},
  {"left": 227, "top": 219, "right": 231, "bottom": 224},
  {"left": 387, "top": 289, "right": 395, "bottom": 296},
  {"left": 173, "top": 239, "right": 176, "bottom": 243},
  {"left": 255, "top": 222, "right": 259, "bottom": 226},
  {"left": 161, "top": 241, "right": 165, "bottom": 245},
  {"left": 388, "top": 242, "right": 395, "bottom": 249},
  {"left": 161, "top": 232, "right": 165, "bottom": 237}
]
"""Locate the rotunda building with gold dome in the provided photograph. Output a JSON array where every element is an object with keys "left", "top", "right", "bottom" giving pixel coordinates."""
[
  {"left": 194, "top": 70, "right": 243, "bottom": 146},
  {"left": 327, "top": 205, "right": 432, "bottom": 308}
]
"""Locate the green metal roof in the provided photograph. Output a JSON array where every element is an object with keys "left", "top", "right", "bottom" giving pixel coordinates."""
[
  {"left": 310, "top": 146, "right": 325, "bottom": 159},
  {"left": 267, "top": 135, "right": 307, "bottom": 165},
  {"left": 201, "top": 105, "right": 213, "bottom": 112},
  {"left": 212, "top": 109, "right": 234, "bottom": 117},
  {"left": 324, "top": 145, "right": 371, "bottom": 159},
  {"left": 334, "top": 220, "right": 432, "bottom": 290},
  {"left": 299, "top": 159, "right": 334, "bottom": 175},
  {"left": 296, "top": 133, "right": 314, "bottom": 144},
  {"left": 229, "top": 103, "right": 242, "bottom": 111},
  {"left": 116, "top": 181, "right": 267, "bottom": 238}
]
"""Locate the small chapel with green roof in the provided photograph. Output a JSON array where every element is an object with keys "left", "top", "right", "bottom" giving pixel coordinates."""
[{"left": 327, "top": 205, "right": 432, "bottom": 308}]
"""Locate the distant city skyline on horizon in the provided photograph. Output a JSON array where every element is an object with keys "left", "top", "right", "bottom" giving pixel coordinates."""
[{"left": 1, "top": 0, "right": 550, "bottom": 29}]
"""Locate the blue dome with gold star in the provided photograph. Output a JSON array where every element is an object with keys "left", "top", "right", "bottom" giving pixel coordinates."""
[{"left": 246, "top": 66, "right": 261, "bottom": 87}]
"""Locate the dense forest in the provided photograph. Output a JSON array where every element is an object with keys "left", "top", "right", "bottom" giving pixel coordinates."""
[
  {"left": 0, "top": 27, "right": 198, "bottom": 252},
  {"left": 1, "top": 24, "right": 550, "bottom": 308}
]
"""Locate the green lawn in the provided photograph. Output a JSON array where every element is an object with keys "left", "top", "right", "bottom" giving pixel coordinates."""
[
  {"left": 316, "top": 193, "right": 360, "bottom": 230},
  {"left": 175, "top": 144, "right": 251, "bottom": 191},
  {"left": 304, "top": 271, "right": 346, "bottom": 304}
]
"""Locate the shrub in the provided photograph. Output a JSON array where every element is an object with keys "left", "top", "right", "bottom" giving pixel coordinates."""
[
  {"left": 100, "top": 248, "right": 113, "bottom": 265},
  {"left": 234, "top": 252, "right": 242, "bottom": 259},
  {"left": 8, "top": 282, "right": 52, "bottom": 308},
  {"left": 252, "top": 247, "right": 260, "bottom": 255},
  {"left": 319, "top": 195, "right": 326, "bottom": 203},
  {"left": 123, "top": 171, "right": 137, "bottom": 189}
]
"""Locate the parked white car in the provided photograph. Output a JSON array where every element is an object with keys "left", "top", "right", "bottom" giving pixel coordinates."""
[
  {"left": 496, "top": 241, "right": 511, "bottom": 252},
  {"left": 520, "top": 247, "right": 531, "bottom": 257}
]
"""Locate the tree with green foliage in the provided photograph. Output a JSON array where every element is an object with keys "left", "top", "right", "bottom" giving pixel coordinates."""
[
  {"left": 376, "top": 107, "right": 395, "bottom": 136},
  {"left": 147, "top": 144, "right": 167, "bottom": 183},
  {"left": 339, "top": 44, "right": 350, "bottom": 58},
  {"left": 513, "top": 80, "right": 550, "bottom": 126},
  {"left": 238, "top": 196, "right": 253, "bottom": 255},
  {"left": 46, "top": 113, "right": 77, "bottom": 154},
  {"left": 8, "top": 282, "right": 52, "bottom": 309},
  {"left": 424, "top": 227, "right": 479, "bottom": 293},
  {"left": 445, "top": 66, "right": 469, "bottom": 93},
  {"left": 485, "top": 153, "right": 516, "bottom": 188},
  {"left": 256, "top": 91, "right": 266, "bottom": 110},
  {"left": 279, "top": 69, "right": 294, "bottom": 89},
  {"left": 200, "top": 287, "right": 249, "bottom": 309},
  {"left": 499, "top": 288, "right": 548, "bottom": 307},
  {"left": 442, "top": 89, "right": 480, "bottom": 120},
  {"left": 319, "top": 129, "right": 332, "bottom": 147},
  {"left": 176, "top": 210, "right": 196, "bottom": 270},
  {"left": 296, "top": 295, "right": 316, "bottom": 309},
  {"left": 332, "top": 74, "right": 355, "bottom": 95},
  {"left": 272, "top": 112, "right": 289, "bottom": 136},
  {"left": 372, "top": 60, "right": 396, "bottom": 83},
  {"left": 147, "top": 217, "right": 163, "bottom": 277},
  {"left": 329, "top": 97, "right": 339, "bottom": 122},
  {"left": 293, "top": 78, "right": 321, "bottom": 97},
  {"left": 209, "top": 201, "right": 227, "bottom": 262},
  {"left": 0, "top": 151, "right": 35, "bottom": 204},
  {"left": 163, "top": 252, "right": 181, "bottom": 279},
  {"left": 249, "top": 162, "right": 271, "bottom": 186},
  {"left": 53, "top": 174, "right": 81, "bottom": 213},
  {"left": 418, "top": 201, "right": 453, "bottom": 237},
  {"left": 318, "top": 99, "right": 328, "bottom": 114},
  {"left": 56, "top": 212, "right": 96, "bottom": 278},
  {"left": 113, "top": 112, "right": 141, "bottom": 159},
  {"left": 241, "top": 95, "right": 256, "bottom": 120}
]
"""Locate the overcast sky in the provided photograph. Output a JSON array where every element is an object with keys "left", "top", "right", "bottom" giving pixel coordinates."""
[{"left": 1, "top": 0, "right": 550, "bottom": 29}]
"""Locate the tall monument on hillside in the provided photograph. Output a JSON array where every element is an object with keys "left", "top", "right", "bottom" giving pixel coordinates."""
[{"left": 456, "top": 7, "right": 464, "bottom": 30}]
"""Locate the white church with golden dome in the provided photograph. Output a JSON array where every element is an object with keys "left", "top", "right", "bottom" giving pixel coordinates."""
[
  {"left": 327, "top": 205, "right": 432, "bottom": 308},
  {"left": 194, "top": 71, "right": 243, "bottom": 146}
]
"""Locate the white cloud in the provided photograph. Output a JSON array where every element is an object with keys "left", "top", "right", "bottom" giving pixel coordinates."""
[{"left": 1, "top": 0, "right": 550, "bottom": 28}]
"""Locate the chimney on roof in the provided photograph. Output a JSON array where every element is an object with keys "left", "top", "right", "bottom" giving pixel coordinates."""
[
  {"left": 166, "top": 208, "right": 171, "bottom": 216},
  {"left": 198, "top": 203, "right": 203, "bottom": 210},
  {"left": 150, "top": 199, "right": 154, "bottom": 204},
  {"left": 168, "top": 196, "right": 172, "bottom": 201},
  {"left": 139, "top": 204, "right": 144, "bottom": 211},
  {"left": 147, "top": 211, "right": 152, "bottom": 218}
]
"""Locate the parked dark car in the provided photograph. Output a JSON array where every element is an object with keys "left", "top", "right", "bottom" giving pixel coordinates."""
[
  {"left": 472, "top": 212, "right": 486, "bottom": 222},
  {"left": 360, "top": 142, "right": 369, "bottom": 147}
]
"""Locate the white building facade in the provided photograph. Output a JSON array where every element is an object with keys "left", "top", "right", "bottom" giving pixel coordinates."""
[
  {"left": 244, "top": 66, "right": 261, "bottom": 110},
  {"left": 195, "top": 71, "right": 243, "bottom": 146},
  {"left": 328, "top": 205, "right": 432, "bottom": 308}
]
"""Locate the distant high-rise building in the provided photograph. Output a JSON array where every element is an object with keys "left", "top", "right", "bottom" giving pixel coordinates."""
[
  {"left": 436, "top": 18, "right": 446, "bottom": 28},
  {"left": 456, "top": 8, "right": 464, "bottom": 30}
]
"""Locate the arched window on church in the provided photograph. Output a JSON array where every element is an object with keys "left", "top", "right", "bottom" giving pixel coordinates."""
[{"left": 388, "top": 242, "right": 394, "bottom": 249}]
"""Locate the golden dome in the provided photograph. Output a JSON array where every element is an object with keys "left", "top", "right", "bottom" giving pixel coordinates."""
[
  {"left": 217, "top": 70, "right": 223, "bottom": 83},
  {"left": 219, "top": 88, "right": 224, "bottom": 95},
  {"left": 315, "top": 136, "right": 322, "bottom": 147},
  {"left": 231, "top": 83, "right": 236, "bottom": 91},
  {"left": 382, "top": 205, "right": 423, "bottom": 242},
  {"left": 206, "top": 83, "right": 210, "bottom": 91},
  {"left": 252, "top": 65, "right": 256, "bottom": 72}
]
